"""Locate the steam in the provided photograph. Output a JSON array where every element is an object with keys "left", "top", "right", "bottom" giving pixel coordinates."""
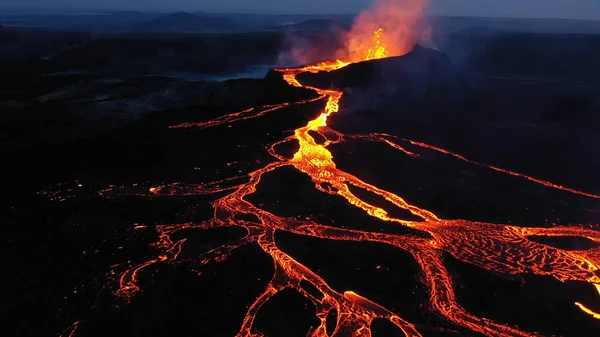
[
  {"left": 276, "top": 0, "right": 430, "bottom": 66},
  {"left": 277, "top": 33, "right": 341, "bottom": 66},
  {"left": 276, "top": 25, "right": 347, "bottom": 67},
  {"left": 340, "top": 0, "right": 430, "bottom": 62}
]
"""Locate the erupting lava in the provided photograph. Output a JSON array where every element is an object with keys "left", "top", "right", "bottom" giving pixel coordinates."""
[
  {"left": 341, "top": 0, "right": 428, "bottom": 62},
  {"left": 83, "top": 26, "right": 600, "bottom": 337},
  {"left": 90, "top": 30, "right": 600, "bottom": 337},
  {"left": 365, "top": 28, "right": 390, "bottom": 61}
]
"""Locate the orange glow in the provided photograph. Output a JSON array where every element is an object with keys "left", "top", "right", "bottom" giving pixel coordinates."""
[
  {"left": 575, "top": 302, "right": 600, "bottom": 319},
  {"left": 365, "top": 28, "right": 389, "bottom": 60},
  {"left": 95, "top": 54, "right": 600, "bottom": 336},
  {"left": 115, "top": 259, "right": 158, "bottom": 300},
  {"left": 368, "top": 133, "right": 600, "bottom": 199},
  {"left": 79, "top": 3, "right": 600, "bottom": 336},
  {"left": 168, "top": 98, "right": 324, "bottom": 130},
  {"left": 340, "top": 0, "right": 429, "bottom": 62},
  {"left": 58, "top": 321, "right": 81, "bottom": 337},
  {"left": 575, "top": 265, "right": 600, "bottom": 319}
]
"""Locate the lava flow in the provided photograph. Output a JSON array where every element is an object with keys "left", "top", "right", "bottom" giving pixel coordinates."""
[{"left": 84, "top": 29, "right": 600, "bottom": 337}]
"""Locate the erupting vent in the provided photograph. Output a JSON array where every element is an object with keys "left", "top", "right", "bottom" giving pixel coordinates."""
[
  {"left": 88, "top": 26, "right": 600, "bottom": 337},
  {"left": 365, "top": 28, "right": 390, "bottom": 61}
]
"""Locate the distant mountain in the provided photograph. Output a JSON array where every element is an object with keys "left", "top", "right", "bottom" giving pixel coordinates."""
[
  {"left": 456, "top": 26, "right": 509, "bottom": 36},
  {"left": 133, "top": 12, "right": 237, "bottom": 33},
  {"left": 433, "top": 16, "right": 600, "bottom": 35},
  {"left": 273, "top": 19, "right": 348, "bottom": 33}
]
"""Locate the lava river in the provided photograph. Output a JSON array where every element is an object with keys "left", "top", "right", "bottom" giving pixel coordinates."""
[{"left": 91, "top": 47, "right": 600, "bottom": 337}]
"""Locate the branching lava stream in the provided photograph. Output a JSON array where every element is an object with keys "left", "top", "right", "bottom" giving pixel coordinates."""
[{"left": 93, "top": 35, "right": 600, "bottom": 337}]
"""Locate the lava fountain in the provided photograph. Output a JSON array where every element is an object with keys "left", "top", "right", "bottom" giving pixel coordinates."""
[{"left": 340, "top": 0, "right": 430, "bottom": 62}]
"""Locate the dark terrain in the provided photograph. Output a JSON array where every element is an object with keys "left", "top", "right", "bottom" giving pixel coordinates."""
[{"left": 2, "top": 13, "right": 600, "bottom": 337}]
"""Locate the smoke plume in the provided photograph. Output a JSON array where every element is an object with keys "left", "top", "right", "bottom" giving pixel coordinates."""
[
  {"left": 340, "top": 0, "right": 430, "bottom": 62},
  {"left": 276, "top": 0, "right": 430, "bottom": 66}
]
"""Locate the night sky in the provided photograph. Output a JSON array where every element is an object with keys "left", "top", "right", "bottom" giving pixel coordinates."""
[{"left": 1, "top": 0, "right": 599, "bottom": 19}]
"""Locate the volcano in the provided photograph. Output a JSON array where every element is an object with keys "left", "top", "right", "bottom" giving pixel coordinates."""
[
  {"left": 296, "top": 45, "right": 466, "bottom": 109},
  {"left": 92, "top": 40, "right": 600, "bottom": 337},
  {"left": 17, "top": 16, "right": 600, "bottom": 337}
]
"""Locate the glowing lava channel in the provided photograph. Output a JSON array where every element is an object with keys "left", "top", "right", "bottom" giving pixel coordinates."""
[{"left": 79, "top": 31, "right": 600, "bottom": 337}]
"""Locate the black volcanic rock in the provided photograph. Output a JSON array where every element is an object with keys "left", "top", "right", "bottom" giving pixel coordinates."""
[
  {"left": 134, "top": 12, "right": 237, "bottom": 33},
  {"left": 0, "top": 74, "right": 318, "bottom": 151},
  {"left": 106, "top": 78, "right": 313, "bottom": 115},
  {"left": 264, "top": 68, "right": 286, "bottom": 83},
  {"left": 23, "top": 75, "right": 317, "bottom": 120},
  {"left": 297, "top": 46, "right": 467, "bottom": 106},
  {"left": 263, "top": 69, "right": 318, "bottom": 102}
]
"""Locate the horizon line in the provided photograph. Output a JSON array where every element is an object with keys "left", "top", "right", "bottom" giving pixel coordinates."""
[{"left": 1, "top": 7, "right": 600, "bottom": 23}]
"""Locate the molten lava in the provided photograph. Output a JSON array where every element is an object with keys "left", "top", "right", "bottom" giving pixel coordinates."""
[
  {"left": 341, "top": 0, "right": 428, "bottom": 62},
  {"left": 64, "top": 24, "right": 600, "bottom": 337},
  {"left": 365, "top": 28, "right": 390, "bottom": 61}
]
